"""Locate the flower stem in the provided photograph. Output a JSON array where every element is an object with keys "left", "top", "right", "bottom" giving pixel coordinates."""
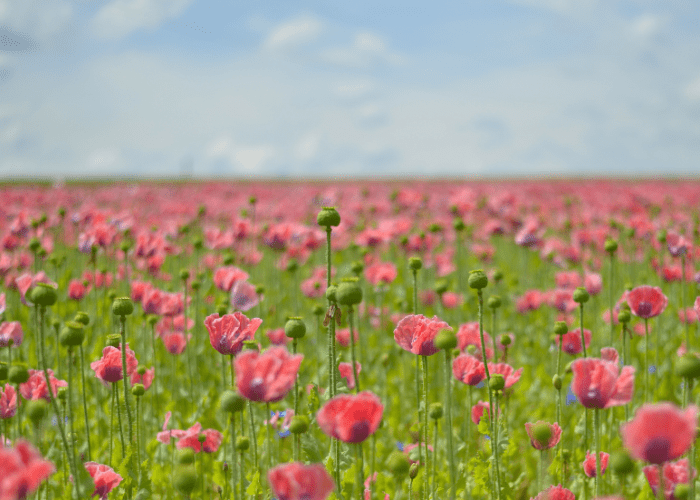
[
  {"left": 348, "top": 306, "right": 360, "bottom": 393},
  {"left": 266, "top": 402, "right": 272, "bottom": 471},
  {"left": 608, "top": 252, "right": 615, "bottom": 346},
  {"left": 594, "top": 408, "right": 600, "bottom": 498},
  {"left": 444, "top": 349, "right": 456, "bottom": 500},
  {"left": 422, "top": 356, "right": 430, "bottom": 500},
  {"left": 66, "top": 348, "right": 78, "bottom": 477},
  {"left": 79, "top": 344, "right": 92, "bottom": 461},
  {"left": 119, "top": 316, "right": 134, "bottom": 448},
  {"left": 231, "top": 414, "right": 238, "bottom": 500},
  {"left": 645, "top": 318, "right": 649, "bottom": 403},
  {"left": 248, "top": 401, "right": 258, "bottom": 472},
  {"left": 477, "top": 289, "right": 497, "bottom": 500},
  {"left": 579, "top": 303, "right": 587, "bottom": 358},
  {"left": 683, "top": 255, "right": 689, "bottom": 350}
]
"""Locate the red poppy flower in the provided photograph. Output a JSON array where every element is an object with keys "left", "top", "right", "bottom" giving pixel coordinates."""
[
  {"left": 161, "top": 331, "right": 191, "bottom": 355},
  {"left": 364, "top": 262, "right": 398, "bottom": 287},
  {"left": 0, "top": 321, "right": 23, "bottom": 348},
  {"left": 643, "top": 458, "right": 696, "bottom": 499},
  {"left": 394, "top": 314, "right": 451, "bottom": 357},
  {"left": 90, "top": 344, "right": 138, "bottom": 386},
  {"left": 204, "top": 312, "right": 262, "bottom": 357},
  {"left": 452, "top": 354, "right": 486, "bottom": 386},
  {"left": 626, "top": 286, "right": 668, "bottom": 319},
  {"left": 441, "top": 292, "right": 463, "bottom": 309},
  {"left": 316, "top": 391, "right": 383, "bottom": 443},
  {"left": 335, "top": 328, "right": 359, "bottom": 348},
  {"left": 268, "top": 463, "right": 334, "bottom": 500},
  {"left": 235, "top": 346, "right": 303, "bottom": 403},
  {"left": 0, "top": 440, "right": 55, "bottom": 499},
  {"left": 548, "top": 289, "right": 577, "bottom": 313},
  {"left": 621, "top": 403, "right": 698, "bottom": 464},
  {"left": 67, "top": 279, "right": 89, "bottom": 301},
  {"left": 471, "top": 401, "right": 491, "bottom": 425},
  {"left": 85, "top": 462, "right": 123, "bottom": 500},
  {"left": 524, "top": 421, "right": 562, "bottom": 450},
  {"left": 530, "top": 484, "right": 575, "bottom": 500},
  {"left": 19, "top": 369, "right": 68, "bottom": 401},
  {"left": 1, "top": 383, "right": 17, "bottom": 419},
  {"left": 175, "top": 422, "right": 223, "bottom": 453},
  {"left": 130, "top": 367, "right": 154, "bottom": 391},
  {"left": 487, "top": 363, "right": 523, "bottom": 388},
  {"left": 555, "top": 328, "right": 591, "bottom": 356},
  {"left": 230, "top": 280, "right": 260, "bottom": 312},
  {"left": 266, "top": 328, "right": 290, "bottom": 346},
  {"left": 130, "top": 280, "right": 152, "bottom": 302},
  {"left": 666, "top": 232, "right": 690, "bottom": 258},
  {"left": 516, "top": 290, "right": 543, "bottom": 314},
  {"left": 582, "top": 451, "right": 609, "bottom": 477},
  {"left": 214, "top": 266, "right": 250, "bottom": 292},
  {"left": 456, "top": 322, "right": 491, "bottom": 353},
  {"left": 338, "top": 362, "right": 361, "bottom": 390},
  {"left": 570, "top": 357, "right": 635, "bottom": 409}
]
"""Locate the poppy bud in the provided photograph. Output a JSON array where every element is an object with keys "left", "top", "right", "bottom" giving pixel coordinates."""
[
  {"left": 468, "top": 270, "right": 488, "bottom": 290},
  {"left": 173, "top": 466, "right": 197, "bottom": 495},
  {"left": 220, "top": 390, "right": 246, "bottom": 413},
  {"left": 112, "top": 297, "right": 134, "bottom": 316},
  {"left": 236, "top": 436, "right": 250, "bottom": 451},
  {"left": 618, "top": 310, "right": 631, "bottom": 324},
  {"left": 387, "top": 451, "right": 410, "bottom": 477},
  {"left": 120, "top": 240, "right": 131, "bottom": 253},
  {"left": 453, "top": 218, "right": 465, "bottom": 231},
  {"left": 289, "top": 415, "right": 309, "bottom": 434},
  {"left": 408, "top": 257, "right": 422, "bottom": 271},
  {"left": 499, "top": 334, "right": 511, "bottom": 347},
  {"left": 429, "top": 403, "right": 443, "bottom": 420},
  {"left": 564, "top": 361, "right": 573, "bottom": 374},
  {"left": 351, "top": 261, "right": 364, "bottom": 276},
  {"left": 59, "top": 321, "right": 85, "bottom": 347},
  {"left": 317, "top": 207, "right": 341, "bottom": 228},
  {"left": 434, "top": 280, "right": 448, "bottom": 295},
  {"left": 572, "top": 287, "right": 589, "bottom": 304},
  {"left": 313, "top": 305, "right": 324, "bottom": 316},
  {"left": 674, "top": 484, "right": 690, "bottom": 500},
  {"left": 562, "top": 449, "right": 571, "bottom": 461},
  {"left": 74, "top": 311, "right": 90, "bottom": 326},
  {"left": 30, "top": 283, "right": 57, "bottom": 307},
  {"left": 487, "top": 296, "right": 501, "bottom": 309},
  {"left": 409, "top": 463, "right": 420, "bottom": 480},
  {"left": 193, "top": 237, "right": 203, "bottom": 250},
  {"left": 489, "top": 373, "right": 505, "bottom": 391},
  {"left": 9, "top": 364, "right": 30, "bottom": 384},
  {"left": 285, "top": 317, "right": 307, "bottom": 339},
  {"left": 29, "top": 237, "right": 41, "bottom": 252},
  {"left": 609, "top": 451, "right": 634, "bottom": 475},
  {"left": 223, "top": 254, "right": 235, "bottom": 265},
  {"left": 677, "top": 354, "right": 700, "bottom": 379},
  {"left": 191, "top": 280, "right": 201, "bottom": 291},
  {"left": 554, "top": 321, "right": 568, "bottom": 336},
  {"left": 0, "top": 362, "right": 7, "bottom": 381},
  {"left": 132, "top": 384, "right": 145, "bottom": 397},
  {"left": 57, "top": 387, "right": 67, "bottom": 402},
  {"left": 493, "top": 269, "right": 503, "bottom": 282},
  {"left": 656, "top": 230, "right": 667, "bottom": 244},
  {"left": 179, "top": 269, "right": 190, "bottom": 281},
  {"left": 552, "top": 374, "right": 562, "bottom": 390},
  {"left": 107, "top": 291, "right": 117, "bottom": 302},
  {"left": 434, "top": 329, "right": 457, "bottom": 350},
  {"left": 137, "top": 365, "right": 146, "bottom": 375},
  {"left": 198, "top": 434, "right": 207, "bottom": 444},
  {"left": 106, "top": 334, "right": 121, "bottom": 348},
  {"left": 147, "top": 315, "right": 159, "bottom": 327},
  {"left": 286, "top": 260, "right": 299, "bottom": 273},
  {"left": 325, "top": 285, "right": 338, "bottom": 303},
  {"left": 51, "top": 319, "right": 60, "bottom": 331},
  {"left": 531, "top": 422, "right": 553, "bottom": 448},
  {"left": 26, "top": 399, "right": 48, "bottom": 424},
  {"left": 337, "top": 279, "right": 362, "bottom": 306},
  {"left": 604, "top": 239, "right": 618, "bottom": 254}
]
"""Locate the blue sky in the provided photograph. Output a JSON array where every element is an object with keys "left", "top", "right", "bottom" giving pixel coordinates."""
[{"left": 1, "top": 0, "right": 699, "bottom": 178}]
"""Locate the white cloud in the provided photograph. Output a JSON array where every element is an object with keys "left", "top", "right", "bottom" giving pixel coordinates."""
[
  {"left": 91, "top": 0, "right": 193, "bottom": 40},
  {"left": 334, "top": 80, "right": 375, "bottom": 101},
  {"left": 320, "top": 32, "right": 402, "bottom": 68},
  {"left": 205, "top": 135, "right": 274, "bottom": 173},
  {"left": 264, "top": 16, "right": 322, "bottom": 52},
  {"left": 295, "top": 132, "right": 321, "bottom": 162},
  {"left": 0, "top": 0, "right": 73, "bottom": 46},
  {"left": 685, "top": 75, "right": 700, "bottom": 102}
]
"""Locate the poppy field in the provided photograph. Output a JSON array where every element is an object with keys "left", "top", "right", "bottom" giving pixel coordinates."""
[{"left": 1, "top": 179, "right": 700, "bottom": 500}]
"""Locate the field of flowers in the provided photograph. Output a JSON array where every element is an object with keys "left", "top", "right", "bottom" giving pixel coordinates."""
[{"left": 1, "top": 179, "right": 699, "bottom": 500}]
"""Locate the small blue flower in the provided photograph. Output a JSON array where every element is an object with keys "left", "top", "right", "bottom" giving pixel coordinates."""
[
  {"left": 566, "top": 385, "right": 577, "bottom": 406},
  {"left": 277, "top": 429, "right": 291, "bottom": 439},
  {"left": 476, "top": 380, "right": 485, "bottom": 389},
  {"left": 396, "top": 442, "right": 404, "bottom": 451},
  {"left": 649, "top": 365, "right": 656, "bottom": 374}
]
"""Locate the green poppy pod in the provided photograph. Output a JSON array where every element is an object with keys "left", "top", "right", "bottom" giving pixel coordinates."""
[
  {"left": 336, "top": 279, "right": 362, "bottom": 306},
  {"left": 220, "top": 390, "right": 246, "bottom": 413},
  {"left": 317, "top": 207, "right": 341, "bottom": 227},
  {"left": 285, "top": 317, "right": 307, "bottom": 339},
  {"left": 59, "top": 321, "right": 85, "bottom": 347},
  {"left": 468, "top": 270, "right": 488, "bottom": 290},
  {"left": 30, "top": 283, "right": 57, "bottom": 307},
  {"left": 112, "top": 297, "right": 134, "bottom": 316}
]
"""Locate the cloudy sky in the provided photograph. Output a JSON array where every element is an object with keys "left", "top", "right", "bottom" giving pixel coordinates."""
[{"left": 1, "top": 0, "right": 699, "bottom": 178}]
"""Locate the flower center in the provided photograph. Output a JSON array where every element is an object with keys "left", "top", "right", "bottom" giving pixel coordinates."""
[
  {"left": 636, "top": 302, "right": 652, "bottom": 318},
  {"left": 643, "top": 436, "right": 671, "bottom": 464}
]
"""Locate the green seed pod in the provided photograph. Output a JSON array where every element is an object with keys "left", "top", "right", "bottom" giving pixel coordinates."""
[
  {"left": 137, "top": 365, "right": 147, "bottom": 375},
  {"left": 618, "top": 310, "right": 631, "bottom": 324},
  {"left": 434, "top": 280, "right": 448, "bottom": 296},
  {"left": 107, "top": 290, "right": 117, "bottom": 302},
  {"left": 289, "top": 415, "right": 310, "bottom": 434},
  {"left": 561, "top": 449, "right": 571, "bottom": 461},
  {"left": 220, "top": 390, "right": 246, "bottom": 413},
  {"left": 74, "top": 311, "right": 90, "bottom": 326},
  {"left": 147, "top": 315, "right": 159, "bottom": 327},
  {"left": 499, "top": 334, "right": 511, "bottom": 347},
  {"left": 223, "top": 254, "right": 235, "bottom": 265},
  {"left": 554, "top": 321, "right": 568, "bottom": 336},
  {"left": 193, "top": 237, "right": 203, "bottom": 250},
  {"left": 179, "top": 269, "right": 190, "bottom": 281},
  {"left": 409, "top": 463, "right": 420, "bottom": 480},
  {"left": 312, "top": 305, "right": 324, "bottom": 316},
  {"left": 112, "top": 297, "right": 134, "bottom": 316},
  {"left": 216, "top": 304, "right": 228, "bottom": 316},
  {"left": 453, "top": 218, "right": 465, "bottom": 232},
  {"left": 286, "top": 259, "right": 299, "bottom": 273},
  {"left": 656, "top": 229, "right": 667, "bottom": 244},
  {"left": 30, "top": 283, "right": 58, "bottom": 307},
  {"left": 59, "top": 321, "right": 85, "bottom": 347},
  {"left": 489, "top": 373, "right": 505, "bottom": 391},
  {"left": 336, "top": 279, "right": 362, "bottom": 306},
  {"left": 132, "top": 384, "right": 145, "bottom": 397},
  {"left": 552, "top": 374, "right": 562, "bottom": 391},
  {"left": 325, "top": 285, "right": 338, "bottom": 303},
  {"left": 609, "top": 451, "right": 634, "bottom": 475},
  {"left": 487, "top": 296, "right": 501, "bottom": 309},
  {"left": 434, "top": 329, "right": 457, "bottom": 351},
  {"left": 317, "top": 207, "right": 341, "bottom": 228},
  {"left": 26, "top": 399, "right": 48, "bottom": 424},
  {"left": 531, "top": 422, "right": 553, "bottom": 447},
  {"left": 677, "top": 354, "right": 700, "bottom": 380},
  {"left": 468, "top": 270, "right": 488, "bottom": 290},
  {"left": 255, "top": 285, "right": 265, "bottom": 296},
  {"left": 572, "top": 287, "right": 589, "bottom": 304},
  {"left": 29, "top": 237, "right": 41, "bottom": 252},
  {"left": 492, "top": 269, "right": 504, "bottom": 282},
  {"left": 57, "top": 386, "right": 67, "bottom": 402},
  {"left": 173, "top": 466, "right": 197, "bottom": 495},
  {"left": 604, "top": 239, "right": 618, "bottom": 254},
  {"left": 9, "top": 364, "right": 30, "bottom": 384},
  {"left": 350, "top": 261, "right": 364, "bottom": 276},
  {"left": 408, "top": 257, "right": 422, "bottom": 271},
  {"left": 0, "top": 362, "right": 7, "bottom": 381},
  {"left": 564, "top": 361, "right": 573, "bottom": 374},
  {"left": 236, "top": 436, "right": 250, "bottom": 451},
  {"left": 674, "top": 484, "right": 690, "bottom": 500},
  {"left": 387, "top": 451, "right": 410, "bottom": 477},
  {"left": 285, "top": 317, "right": 307, "bottom": 339},
  {"left": 177, "top": 448, "right": 196, "bottom": 465},
  {"left": 106, "top": 334, "right": 121, "bottom": 348},
  {"left": 191, "top": 280, "right": 201, "bottom": 291},
  {"left": 429, "top": 403, "right": 443, "bottom": 420},
  {"left": 119, "top": 240, "right": 131, "bottom": 253}
]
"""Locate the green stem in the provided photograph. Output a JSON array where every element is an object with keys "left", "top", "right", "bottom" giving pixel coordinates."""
[
  {"left": 231, "top": 414, "right": 238, "bottom": 500},
  {"left": 79, "top": 344, "right": 92, "bottom": 461},
  {"left": 493, "top": 391, "right": 501, "bottom": 500},
  {"left": 292, "top": 339, "right": 299, "bottom": 461},
  {"left": 594, "top": 408, "right": 600, "bottom": 498},
  {"left": 683, "top": 255, "right": 689, "bottom": 350},
  {"left": 609, "top": 253, "right": 614, "bottom": 347},
  {"left": 444, "top": 350, "right": 456, "bottom": 500},
  {"left": 136, "top": 396, "right": 142, "bottom": 481},
  {"left": 433, "top": 418, "right": 438, "bottom": 500},
  {"left": 348, "top": 307, "right": 360, "bottom": 393},
  {"left": 67, "top": 348, "right": 77, "bottom": 476},
  {"left": 579, "top": 303, "right": 587, "bottom": 358},
  {"left": 355, "top": 443, "right": 364, "bottom": 500},
  {"left": 115, "top": 384, "right": 126, "bottom": 457},
  {"left": 476, "top": 290, "right": 497, "bottom": 499},
  {"left": 119, "top": 316, "right": 134, "bottom": 447},
  {"left": 248, "top": 401, "right": 258, "bottom": 473},
  {"left": 422, "top": 356, "right": 429, "bottom": 500},
  {"left": 645, "top": 318, "right": 649, "bottom": 403},
  {"left": 110, "top": 386, "right": 115, "bottom": 466}
]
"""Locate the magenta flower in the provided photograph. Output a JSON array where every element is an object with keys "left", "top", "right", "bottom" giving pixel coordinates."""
[
  {"left": 394, "top": 314, "right": 451, "bottom": 356},
  {"left": 204, "top": 312, "right": 262, "bottom": 356},
  {"left": 235, "top": 346, "right": 303, "bottom": 403}
]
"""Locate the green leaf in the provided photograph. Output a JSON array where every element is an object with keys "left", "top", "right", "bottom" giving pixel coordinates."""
[
  {"left": 477, "top": 417, "right": 490, "bottom": 436},
  {"left": 301, "top": 433, "right": 323, "bottom": 463},
  {"left": 246, "top": 471, "right": 260, "bottom": 497}
]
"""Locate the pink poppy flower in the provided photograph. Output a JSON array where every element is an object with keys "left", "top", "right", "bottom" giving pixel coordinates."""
[
  {"left": 268, "top": 463, "right": 334, "bottom": 500},
  {"left": 335, "top": 329, "right": 359, "bottom": 348},
  {"left": 524, "top": 421, "right": 562, "bottom": 450},
  {"left": 487, "top": 363, "right": 523, "bottom": 388},
  {"left": 230, "top": 280, "right": 260, "bottom": 312},
  {"left": 530, "top": 484, "right": 574, "bottom": 500},
  {"left": 666, "top": 232, "right": 690, "bottom": 258},
  {"left": 679, "top": 308, "right": 698, "bottom": 324},
  {"left": 404, "top": 442, "right": 434, "bottom": 465},
  {"left": 694, "top": 296, "right": 700, "bottom": 320},
  {"left": 555, "top": 328, "right": 591, "bottom": 356},
  {"left": 626, "top": 286, "right": 668, "bottom": 319},
  {"left": 204, "top": 312, "right": 262, "bottom": 357},
  {"left": 516, "top": 290, "right": 543, "bottom": 314},
  {"left": 85, "top": 462, "right": 123, "bottom": 500},
  {"left": 235, "top": 346, "right": 303, "bottom": 403},
  {"left": 19, "top": 369, "right": 67, "bottom": 401},
  {"left": 175, "top": 422, "right": 223, "bottom": 453},
  {"left": 130, "top": 280, "right": 152, "bottom": 302},
  {"left": 582, "top": 451, "right": 609, "bottom": 477},
  {"left": 130, "top": 367, "right": 154, "bottom": 391},
  {"left": 643, "top": 458, "right": 696, "bottom": 499},
  {"left": 0, "top": 293, "right": 4, "bottom": 315},
  {"left": 266, "top": 328, "right": 290, "bottom": 346},
  {"left": 621, "top": 403, "right": 698, "bottom": 464},
  {"left": 471, "top": 401, "right": 491, "bottom": 425},
  {"left": 394, "top": 314, "right": 451, "bottom": 357},
  {"left": 364, "top": 262, "right": 398, "bottom": 287},
  {"left": 214, "top": 266, "right": 249, "bottom": 293},
  {"left": 456, "top": 322, "right": 491, "bottom": 353},
  {"left": 90, "top": 344, "right": 138, "bottom": 386},
  {"left": 0, "top": 322, "right": 23, "bottom": 348},
  {"left": 584, "top": 273, "right": 603, "bottom": 296},
  {"left": 156, "top": 411, "right": 182, "bottom": 444},
  {"left": 570, "top": 356, "right": 635, "bottom": 409},
  {"left": 161, "top": 331, "right": 191, "bottom": 355},
  {"left": 452, "top": 354, "right": 485, "bottom": 386},
  {"left": 1, "top": 384, "right": 18, "bottom": 419},
  {"left": 67, "top": 279, "right": 89, "bottom": 301},
  {"left": 441, "top": 292, "right": 463, "bottom": 309},
  {"left": 316, "top": 391, "right": 383, "bottom": 444},
  {"left": 0, "top": 440, "right": 55, "bottom": 499},
  {"left": 338, "top": 362, "right": 361, "bottom": 390}
]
